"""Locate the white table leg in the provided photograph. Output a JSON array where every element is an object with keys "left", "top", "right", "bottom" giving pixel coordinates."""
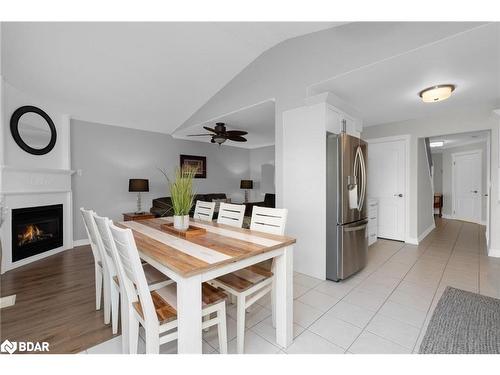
[
  {"left": 275, "top": 245, "right": 293, "bottom": 348},
  {"left": 177, "top": 274, "right": 203, "bottom": 354}
]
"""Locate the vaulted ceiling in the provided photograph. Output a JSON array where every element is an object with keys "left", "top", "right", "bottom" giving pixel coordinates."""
[{"left": 1, "top": 22, "right": 341, "bottom": 133}]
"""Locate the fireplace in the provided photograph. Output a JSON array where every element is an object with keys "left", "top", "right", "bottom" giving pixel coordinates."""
[{"left": 11, "top": 204, "right": 64, "bottom": 262}]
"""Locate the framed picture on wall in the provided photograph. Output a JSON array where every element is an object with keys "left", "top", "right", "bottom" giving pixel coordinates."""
[{"left": 180, "top": 154, "right": 207, "bottom": 178}]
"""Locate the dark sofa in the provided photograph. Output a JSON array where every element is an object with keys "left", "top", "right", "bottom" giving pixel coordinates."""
[
  {"left": 244, "top": 193, "right": 275, "bottom": 216},
  {"left": 150, "top": 193, "right": 276, "bottom": 218},
  {"left": 150, "top": 193, "right": 227, "bottom": 218}
]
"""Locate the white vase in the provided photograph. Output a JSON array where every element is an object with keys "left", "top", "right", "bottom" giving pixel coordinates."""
[{"left": 173, "top": 215, "right": 189, "bottom": 230}]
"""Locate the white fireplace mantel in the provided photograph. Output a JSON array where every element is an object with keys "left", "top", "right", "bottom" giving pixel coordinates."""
[
  {"left": 0, "top": 166, "right": 73, "bottom": 273},
  {"left": 0, "top": 165, "right": 75, "bottom": 273}
]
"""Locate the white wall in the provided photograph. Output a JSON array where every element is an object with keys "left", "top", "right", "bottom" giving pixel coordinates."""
[
  {"left": 283, "top": 104, "right": 327, "bottom": 279},
  {"left": 417, "top": 138, "right": 435, "bottom": 237},
  {"left": 362, "top": 106, "right": 499, "bottom": 255},
  {"left": 439, "top": 141, "right": 488, "bottom": 221},
  {"left": 249, "top": 145, "right": 275, "bottom": 201},
  {"left": 71, "top": 119, "right": 251, "bottom": 241}
]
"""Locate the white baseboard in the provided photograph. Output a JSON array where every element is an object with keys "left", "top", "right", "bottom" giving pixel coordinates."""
[
  {"left": 73, "top": 239, "right": 90, "bottom": 248},
  {"left": 488, "top": 248, "right": 500, "bottom": 258},
  {"left": 441, "top": 214, "right": 485, "bottom": 226},
  {"left": 418, "top": 222, "right": 436, "bottom": 242},
  {"left": 406, "top": 222, "right": 435, "bottom": 245},
  {"left": 0, "top": 295, "right": 16, "bottom": 309},
  {"left": 405, "top": 237, "right": 419, "bottom": 245}
]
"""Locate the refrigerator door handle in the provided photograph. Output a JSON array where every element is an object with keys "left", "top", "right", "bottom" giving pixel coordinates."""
[
  {"left": 358, "top": 147, "right": 367, "bottom": 212},
  {"left": 349, "top": 148, "right": 361, "bottom": 210},
  {"left": 344, "top": 223, "right": 368, "bottom": 232},
  {"left": 352, "top": 147, "right": 360, "bottom": 188}
]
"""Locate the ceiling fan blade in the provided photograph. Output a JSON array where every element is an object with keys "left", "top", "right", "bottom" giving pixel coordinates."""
[
  {"left": 187, "top": 134, "right": 212, "bottom": 136},
  {"left": 203, "top": 126, "right": 218, "bottom": 133},
  {"left": 228, "top": 135, "right": 247, "bottom": 142},
  {"left": 225, "top": 130, "right": 248, "bottom": 136}
]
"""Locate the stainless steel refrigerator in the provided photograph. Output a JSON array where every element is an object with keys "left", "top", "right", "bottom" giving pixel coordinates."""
[{"left": 326, "top": 132, "right": 368, "bottom": 281}]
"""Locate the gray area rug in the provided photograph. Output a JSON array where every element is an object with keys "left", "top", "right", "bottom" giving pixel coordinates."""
[{"left": 419, "top": 287, "right": 500, "bottom": 354}]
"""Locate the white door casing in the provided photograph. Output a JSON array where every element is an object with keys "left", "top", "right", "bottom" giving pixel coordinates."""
[
  {"left": 486, "top": 136, "right": 491, "bottom": 245},
  {"left": 452, "top": 150, "right": 482, "bottom": 224},
  {"left": 367, "top": 137, "right": 408, "bottom": 241}
]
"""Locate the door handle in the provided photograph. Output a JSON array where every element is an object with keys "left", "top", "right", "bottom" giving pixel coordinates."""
[
  {"left": 471, "top": 190, "right": 478, "bottom": 194},
  {"left": 394, "top": 193, "right": 403, "bottom": 197},
  {"left": 344, "top": 224, "right": 368, "bottom": 232}
]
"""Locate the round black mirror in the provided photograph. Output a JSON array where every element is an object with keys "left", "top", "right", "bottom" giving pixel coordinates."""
[{"left": 10, "top": 106, "right": 57, "bottom": 155}]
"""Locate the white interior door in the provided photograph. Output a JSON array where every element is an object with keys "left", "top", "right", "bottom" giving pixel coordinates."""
[
  {"left": 453, "top": 151, "right": 482, "bottom": 224},
  {"left": 368, "top": 139, "right": 406, "bottom": 241}
]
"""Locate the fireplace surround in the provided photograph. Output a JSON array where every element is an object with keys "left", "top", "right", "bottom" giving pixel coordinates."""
[
  {"left": 11, "top": 204, "right": 64, "bottom": 262},
  {"left": 1, "top": 80, "right": 74, "bottom": 274}
]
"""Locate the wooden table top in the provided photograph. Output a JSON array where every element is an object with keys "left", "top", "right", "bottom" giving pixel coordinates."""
[{"left": 117, "top": 217, "right": 296, "bottom": 277}]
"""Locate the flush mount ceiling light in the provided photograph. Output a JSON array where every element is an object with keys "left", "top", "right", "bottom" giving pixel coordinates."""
[
  {"left": 430, "top": 141, "right": 444, "bottom": 148},
  {"left": 419, "top": 84, "right": 455, "bottom": 103}
]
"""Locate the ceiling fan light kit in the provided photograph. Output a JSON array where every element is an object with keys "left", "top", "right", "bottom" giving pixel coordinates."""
[
  {"left": 213, "top": 135, "right": 226, "bottom": 145},
  {"left": 188, "top": 122, "right": 248, "bottom": 145}
]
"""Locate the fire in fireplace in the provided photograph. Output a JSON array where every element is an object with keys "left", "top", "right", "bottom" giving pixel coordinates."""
[
  {"left": 18, "top": 224, "right": 54, "bottom": 246},
  {"left": 12, "top": 204, "right": 63, "bottom": 262}
]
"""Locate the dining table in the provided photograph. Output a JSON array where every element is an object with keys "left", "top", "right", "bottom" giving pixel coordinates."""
[{"left": 117, "top": 216, "right": 296, "bottom": 354}]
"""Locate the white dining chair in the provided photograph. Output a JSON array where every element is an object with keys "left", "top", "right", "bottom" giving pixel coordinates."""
[
  {"left": 249, "top": 206, "right": 288, "bottom": 235},
  {"left": 108, "top": 222, "right": 228, "bottom": 354},
  {"left": 193, "top": 200, "right": 216, "bottom": 222},
  {"left": 217, "top": 202, "right": 245, "bottom": 228},
  {"left": 210, "top": 206, "right": 288, "bottom": 354},
  {"left": 80, "top": 208, "right": 105, "bottom": 312},
  {"left": 92, "top": 214, "right": 173, "bottom": 335}
]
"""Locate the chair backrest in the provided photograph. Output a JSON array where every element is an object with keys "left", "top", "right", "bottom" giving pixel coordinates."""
[
  {"left": 93, "top": 214, "right": 119, "bottom": 277},
  {"left": 217, "top": 202, "right": 245, "bottom": 228},
  {"left": 80, "top": 207, "right": 102, "bottom": 263},
  {"left": 108, "top": 222, "right": 158, "bottom": 327},
  {"left": 250, "top": 206, "right": 288, "bottom": 235},
  {"left": 193, "top": 200, "right": 216, "bottom": 222}
]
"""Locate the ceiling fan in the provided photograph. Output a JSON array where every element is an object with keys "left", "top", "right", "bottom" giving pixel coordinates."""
[{"left": 188, "top": 122, "right": 247, "bottom": 145}]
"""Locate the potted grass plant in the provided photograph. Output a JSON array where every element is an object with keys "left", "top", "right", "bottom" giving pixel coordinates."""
[{"left": 160, "top": 166, "right": 196, "bottom": 230}]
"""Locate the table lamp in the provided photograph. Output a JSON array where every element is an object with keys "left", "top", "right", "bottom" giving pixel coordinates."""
[
  {"left": 129, "top": 178, "right": 149, "bottom": 214},
  {"left": 240, "top": 179, "right": 253, "bottom": 203}
]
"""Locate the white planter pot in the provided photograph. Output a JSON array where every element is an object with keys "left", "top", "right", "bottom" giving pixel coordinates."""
[{"left": 173, "top": 215, "right": 190, "bottom": 230}]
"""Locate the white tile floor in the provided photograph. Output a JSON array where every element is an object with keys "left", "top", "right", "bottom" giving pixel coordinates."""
[{"left": 82, "top": 219, "right": 500, "bottom": 354}]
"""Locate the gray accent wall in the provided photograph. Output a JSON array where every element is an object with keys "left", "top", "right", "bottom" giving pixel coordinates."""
[{"left": 71, "top": 119, "right": 251, "bottom": 241}]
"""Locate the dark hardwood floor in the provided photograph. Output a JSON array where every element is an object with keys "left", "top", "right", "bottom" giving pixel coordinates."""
[{"left": 0, "top": 246, "right": 117, "bottom": 353}]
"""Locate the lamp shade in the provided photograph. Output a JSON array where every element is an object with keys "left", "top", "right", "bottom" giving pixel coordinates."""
[
  {"left": 129, "top": 179, "right": 149, "bottom": 192},
  {"left": 240, "top": 179, "right": 253, "bottom": 189}
]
